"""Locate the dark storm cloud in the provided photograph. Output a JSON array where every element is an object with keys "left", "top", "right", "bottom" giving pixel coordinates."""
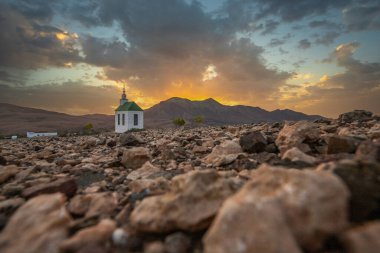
[
  {"left": 0, "top": 4, "right": 82, "bottom": 69},
  {"left": 298, "top": 39, "right": 311, "bottom": 49},
  {"left": 81, "top": 36, "right": 129, "bottom": 68}
]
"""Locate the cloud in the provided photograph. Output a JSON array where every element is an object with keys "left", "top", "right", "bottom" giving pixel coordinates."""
[
  {"left": 277, "top": 42, "right": 380, "bottom": 116},
  {"left": 76, "top": 0, "right": 291, "bottom": 106},
  {"left": 308, "top": 20, "right": 342, "bottom": 30},
  {"left": 343, "top": 1, "right": 380, "bottom": 31},
  {"left": 298, "top": 39, "right": 311, "bottom": 49},
  {"left": 315, "top": 31, "right": 341, "bottom": 46},
  {"left": 0, "top": 4, "right": 82, "bottom": 69}
]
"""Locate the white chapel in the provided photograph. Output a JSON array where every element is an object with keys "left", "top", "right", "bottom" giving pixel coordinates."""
[{"left": 115, "top": 86, "right": 144, "bottom": 133}]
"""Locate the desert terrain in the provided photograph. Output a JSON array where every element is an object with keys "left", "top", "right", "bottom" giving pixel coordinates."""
[{"left": 0, "top": 110, "right": 379, "bottom": 253}]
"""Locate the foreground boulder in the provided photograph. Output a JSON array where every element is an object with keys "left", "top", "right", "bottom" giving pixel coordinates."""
[
  {"left": 67, "top": 192, "right": 118, "bottom": 217},
  {"left": 340, "top": 221, "right": 380, "bottom": 253},
  {"left": 0, "top": 193, "right": 72, "bottom": 253},
  {"left": 275, "top": 121, "right": 320, "bottom": 154},
  {"left": 130, "top": 170, "right": 238, "bottom": 233},
  {"left": 204, "top": 165, "right": 349, "bottom": 253},
  {"left": 318, "top": 160, "right": 380, "bottom": 222},
  {"left": 0, "top": 165, "right": 19, "bottom": 184},
  {"left": 60, "top": 219, "right": 116, "bottom": 252}
]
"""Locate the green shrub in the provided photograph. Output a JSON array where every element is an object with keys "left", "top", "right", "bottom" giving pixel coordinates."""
[
  {"left": 193, "top": 115, "right": 204, "bottom": 124},
  {"left": 173, "top": 117, "right": 186, "bottom": 126}
]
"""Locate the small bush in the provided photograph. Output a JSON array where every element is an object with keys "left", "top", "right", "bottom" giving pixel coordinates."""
[
  {"left": 193, "top": 115, "right": 204, "bottom": 124},
  {"left": 173, "top": 117, "right": 186, "bottom": 126}
]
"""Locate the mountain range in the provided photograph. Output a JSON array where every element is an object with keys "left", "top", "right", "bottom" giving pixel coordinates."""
[{"left": 0, "top": 98, "right": 322, "bottom": 135}]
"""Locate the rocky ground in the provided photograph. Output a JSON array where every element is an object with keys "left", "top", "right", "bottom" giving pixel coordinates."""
[{"left": 0, "top": 110, "right": 379, "bottom": 253}]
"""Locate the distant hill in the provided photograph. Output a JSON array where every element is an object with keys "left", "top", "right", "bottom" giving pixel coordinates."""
[
  {"left": 0, "top": 99, "right": 322, "bottom": 135},
  {"left": 144, "top": 97, "right": 322, "bottom": 127},
  {"left": 0, "top": 103, "right": 114, "bottom": 135}
]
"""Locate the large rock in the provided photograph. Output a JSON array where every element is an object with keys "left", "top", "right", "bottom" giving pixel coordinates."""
[
  {"left": 67, "top": 192, "right": 118, "bottom": 217},
  {"left": 275, "top": 121, "right": 320, "bottom": 155},
  {"left": 282, "top": 147, "right": 317, "bottom": 164},
  {"left": 130, "top": 170, "right": 238, "bottom": 233},
  {"left": 340, "top": 221, "right": 380, "bottom": 253},
  {"left": 0, "top": 193, "right": 72, "bottom": 253},
  {"left": 338, "top": 110, "right": 373, "bottom": 123},
  {"left": 0, "top": 165, "right": 19, "bottom": 184},
  {"left": 318, "top": 160, "right": 380, "bottom": 222},
  {"left": 204, "top": 140, "right": 242, "bottom": 166},
  {"left": 204, "top": 165, "right": 349, "bottom": 253},
  {"left": 22, "top": 177, "right": 77, "bottom": 199},
  {"left": 127, "top": 161, "right": 160, "bottom": 181},
  {"left": 60, "top": 219, "right": 116, "bottom": 252},
  {"left": 121, "top": 147, "right": 151, "bottom": 169},
  {"left": 355, "top": 140, "right": 380, "bottom": 163},
  {"left": 239, "top": 131, "right": 267, "bottom": 153},
  {"left": 120, "top": 133, "right": 144, "bottom": 146},
  {"left": 326, "top": 135, "right": 359, "bottom": 154}
]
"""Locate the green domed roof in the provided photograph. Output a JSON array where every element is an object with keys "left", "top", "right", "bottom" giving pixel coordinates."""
[{"left": 115, "top": 101, "right": 143, "bottom": 111}]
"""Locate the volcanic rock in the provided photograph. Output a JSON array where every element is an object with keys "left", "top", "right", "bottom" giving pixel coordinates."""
[
  {"left": 0, "top": 165, "right": 19, "bottom": 184},
  {"left": 275, "top": 121, "right": 320, "bottom": 154},
  {"left": 60, "top": 219, "right": 116, "bottom": 252},
  {"left": 130, "top": 170, "right": 238, "bottom": 233},
  {"left": 204, "top": 140, "right": 242, "bottom": 166},
  {"left": 326, "top": 135, "right": 359, "bottom": 154},
  {"left": 0, "top": 193, "right": 72, "bottom": 253},
  {"left": 22, "top": 177, "right": 77, "bottom": 199},
  {"left": 340, "top": 221, "right": 380, "bottom": 253},
  {"left": 282, "top": 147, "right": 317, "bottom": 164},
  {"left": 204, "top": 165, "right": 349, "bottom": 252},
  {"left": 121, "top": 147, "right": 151, "bottom": 169},
  {"left": 127, "top": 161, "right": 160, "bottom": 181},
  {"left": 239, "top": 131, "right": 267, "bottom": 153}
]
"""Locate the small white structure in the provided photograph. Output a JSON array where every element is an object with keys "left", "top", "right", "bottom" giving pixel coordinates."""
[
  {"left": 11, "top": 136, "right": 17, "bottom": 140},
  {"left": 27, "top": 132, "right": 58, "bottom": 138},
  {"left": 115, "top": 85, "right": 144, "bottom": 133}
]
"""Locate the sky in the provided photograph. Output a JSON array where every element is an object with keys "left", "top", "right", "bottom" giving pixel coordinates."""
[{"left": 0, "top": 0, "right": 379, "bottom": 117}]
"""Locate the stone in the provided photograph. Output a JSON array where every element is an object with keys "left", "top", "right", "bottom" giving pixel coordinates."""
[
  {"left": 121, "top": 147, "right": 151, "bottom": 169},
  {"left": 192, "top": 145, "right": 209, "bottom": 154},
  {"left": 130, "top": 170, "right": 237, "bottom": 233},
  {"left": 127, "top": 161, "right": 160, "bottom": 180},
  {"left": 0, "top": 193, "right": 72, "bottom": 253},
  {"left": 144, "top": 241, "right": 165, "bottom": 253},
  {"left": 275, "top": 121, "right": 320, "bottom": 155},
  {"left": 340, "top": 221, "right": 380, "bottom": 253},
  {"left": 318, "top": 160, "right": 380, "bottom": 222},
  {"left": 112, "top": 228, "right": 129, "bottom": 247},
  {"left": 282, "top": 147, "right": 317, "bottom": 164},
  {"left": 239, "top": 131, "right": 267, "bottom": 153},
  {"left": 338, "top": 110, "right": 373, "bottom": 123},
  {"left": 22, "top": 177, "right": 77, "bottom": 199},
  {"left": 128, "top": 177, "right": 171, "bottom": 194},
  {"left": 355, "top": 140, "right": 380, "bottom": 163},
  {"left": 68, "top": 192, "right": 118, "bottom": 218},
  {"left": 204, "top": 140, "right": 242, "bottom": 166},
  {"left": 0, "top": 155, "right": 6, "bottom": 165},
  {"left": 106, "top": 139, "right": 116, "bottom": 147},
  {"left": 164, "top": 232, "right": 191, "bottom": 253},
  {"left": 0, "top": 165, "right": 19, "bottom": 184},
  {"left": 60, "top": 219, "right": 116, "bottom": 252},
  {"left": 204, "top": 198, "right": 301, "bottom": 253},
  {"left": 203, "top": 165, "right": 349, "bottom": 252},
  {"left": 120, "top": 133, "right": 144, "bottom": 146},
  {"left": 0, "top": 197, "right": 25, "bottom": 215},
  {"left": 327, "top": 135, "right": 359, "bottom": 154}
]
